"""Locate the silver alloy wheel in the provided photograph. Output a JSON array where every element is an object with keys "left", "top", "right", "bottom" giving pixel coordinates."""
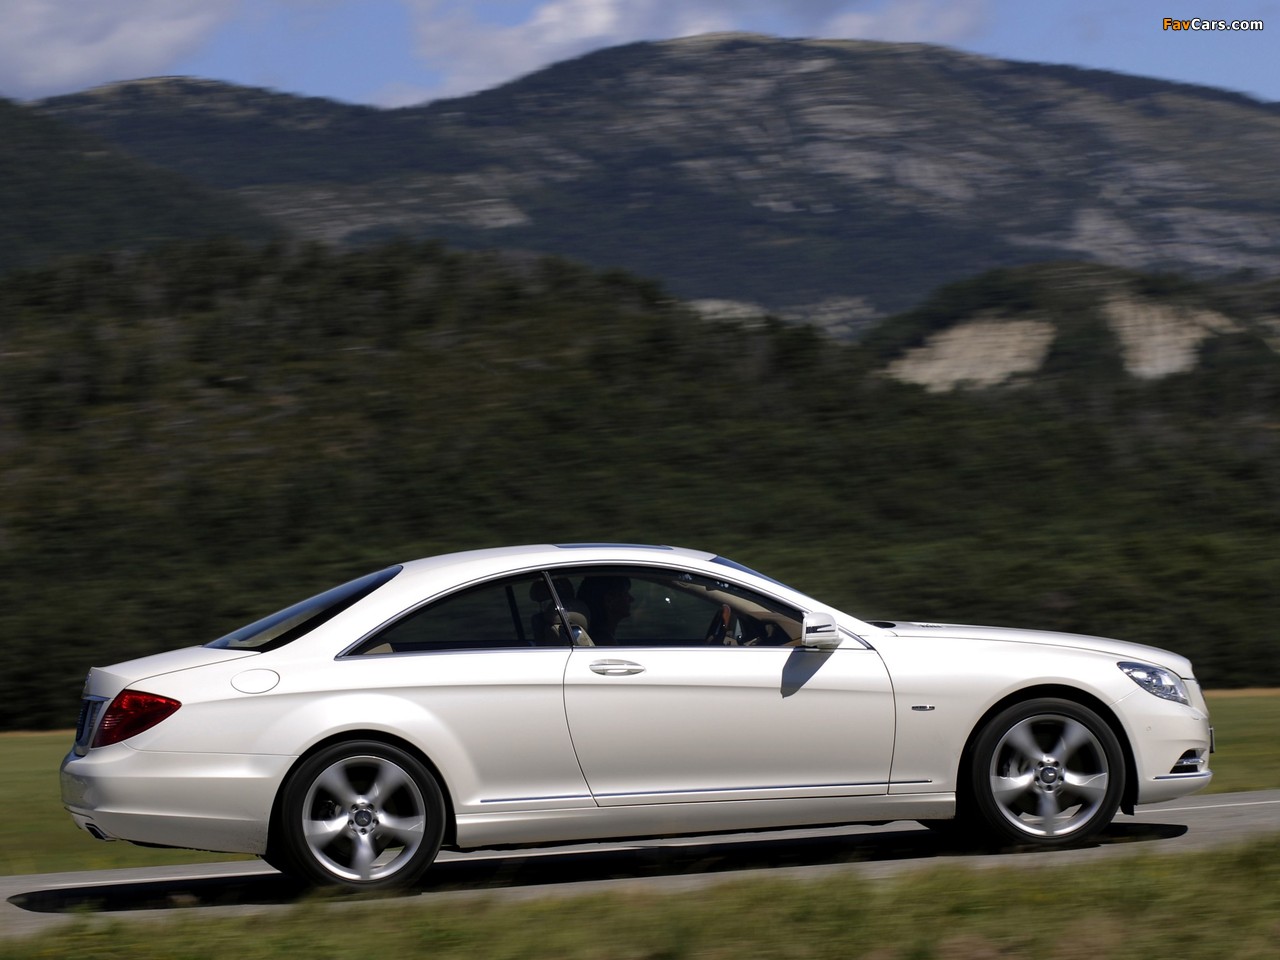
[
  {"left": 300, "top": 753, "right": 429, "bottom": 883},
  {"left": 987, "top": 712, "right": 1110, "bottom": 838}
]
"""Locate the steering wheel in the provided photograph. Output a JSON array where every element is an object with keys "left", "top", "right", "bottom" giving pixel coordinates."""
[{"left": 704, "top": 603, "right": 732, "bottom": 644}]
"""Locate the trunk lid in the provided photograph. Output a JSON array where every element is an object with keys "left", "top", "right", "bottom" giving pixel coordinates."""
[{"left": 74, "top": 646, "right": 258, "bottom": 751}]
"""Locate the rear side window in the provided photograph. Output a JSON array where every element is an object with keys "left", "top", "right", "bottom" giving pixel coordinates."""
[
  {"left": 347, "top": 573, "right": 562, "bottom": 654},
  {"left": 206, "top": 566, "right": 402, "bottom": 651}
]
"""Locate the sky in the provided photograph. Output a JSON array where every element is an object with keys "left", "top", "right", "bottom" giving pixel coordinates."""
[{"left": 0, "top": 0, "right": 1276, "bottom": 107}]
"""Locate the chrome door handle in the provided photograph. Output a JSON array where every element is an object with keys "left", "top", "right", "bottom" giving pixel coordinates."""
[{"left": 589, "top": 659, "right": 645, "bottom": 676}]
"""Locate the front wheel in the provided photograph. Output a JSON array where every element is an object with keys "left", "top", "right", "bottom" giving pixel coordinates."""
[
  {"left": 970, "top": 699, "right": 1125, "bottom": 847},
  {"left": 276, "top": 740, "right": 445, "bottom": 888}
]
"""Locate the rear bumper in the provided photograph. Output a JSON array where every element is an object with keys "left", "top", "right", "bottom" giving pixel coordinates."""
[{"left": 60, "top": 743, "right": 294, "bottom": 855}]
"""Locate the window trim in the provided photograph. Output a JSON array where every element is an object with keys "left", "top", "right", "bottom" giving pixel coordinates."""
[
  {"left": 335, "top": 561, "right": 868, "bottom": 659},
  {"left": 340, "top": 569, "right": 573, "bottom": 657}
]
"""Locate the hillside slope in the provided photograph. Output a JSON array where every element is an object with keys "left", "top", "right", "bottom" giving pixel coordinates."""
[
  {"left": 1, "top": 241, "right": 1276, "bottom": 727},
  {"left": 866, "top": 263, "right": 1280, "bottom": 390},
  {"left": 32, "top": 35, "right": 1280, "bottom": 323},
  {"left": 0, "top": 97, "right": 278, "bottom": 273}
]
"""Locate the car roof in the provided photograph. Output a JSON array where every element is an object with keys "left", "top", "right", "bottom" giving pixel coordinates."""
[
  {"left": 397, "top": 543, "right": 718, "bottom": 577},
  {"left": 333, "top": 544, "right": 731, "bottom": 638}
]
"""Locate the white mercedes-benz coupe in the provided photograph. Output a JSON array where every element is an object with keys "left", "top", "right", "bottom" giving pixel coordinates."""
[{"left": 62, "top": 544, "right": 1214, "bottom": 888}]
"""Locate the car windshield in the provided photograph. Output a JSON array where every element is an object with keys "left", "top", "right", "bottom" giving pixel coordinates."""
[{"left": 205, "top": 566, "right": 402, "bottom": 651}]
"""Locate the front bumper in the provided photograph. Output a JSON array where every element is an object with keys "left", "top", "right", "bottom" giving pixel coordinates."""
[{"left": 1121, "top": 682, "right": 1214, "bottom": 806}]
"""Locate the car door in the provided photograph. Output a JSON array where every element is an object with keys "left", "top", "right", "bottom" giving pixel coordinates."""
[
  {"left": 341, "top": 572, "right": 589, "bottom": 817},
  {"left": 559, "top": 566, "right": 895, "bottom": 806}
]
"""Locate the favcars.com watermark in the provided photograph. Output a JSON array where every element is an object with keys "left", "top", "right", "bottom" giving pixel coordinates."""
[{"left": 1163, "top": 17, "right": 1264, "bottom": 30}]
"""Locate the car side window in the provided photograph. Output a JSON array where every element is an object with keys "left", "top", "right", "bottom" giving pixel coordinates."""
[
  {"left": 347, "top": 573, "right": 561, "bottom": 654},
  {"left": 555, "top": 566, "right": 802, "bottom": 648}
]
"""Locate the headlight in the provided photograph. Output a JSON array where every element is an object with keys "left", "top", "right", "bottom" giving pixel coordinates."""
[{"left": 1119, "top": 661, "right": 1190, "bottom": 705}]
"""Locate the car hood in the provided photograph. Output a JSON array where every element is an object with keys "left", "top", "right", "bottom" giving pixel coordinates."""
[
  {"left": 883, "top": 622, "right": 1196, "bottom": 678},
  {"left": 85, "top": 646, "right": 259, "bottom": 699}
]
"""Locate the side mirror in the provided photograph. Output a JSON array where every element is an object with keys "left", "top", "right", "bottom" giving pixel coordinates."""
[{"left": 801, "top": 611, "right": 841, "bottom": 649}]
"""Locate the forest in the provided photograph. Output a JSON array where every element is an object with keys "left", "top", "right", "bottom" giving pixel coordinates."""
[{"left": 0, "top": 239, "right": 1276, "bottom": 729}]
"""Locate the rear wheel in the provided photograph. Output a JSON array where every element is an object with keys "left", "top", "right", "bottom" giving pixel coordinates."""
[
  {"left": 970, "top": 698, "right": 1124, "bottom": 847},
  {"left": 277, "top": 740, "right": 445, "bottom": 888}
]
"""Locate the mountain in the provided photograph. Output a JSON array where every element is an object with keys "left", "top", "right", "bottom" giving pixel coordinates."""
[
  {"left": 30, "top": 35, "right": 1280, "bottom": 328},
  {"left": 0, "top": 96, "right": 278, "bottom": 273}
]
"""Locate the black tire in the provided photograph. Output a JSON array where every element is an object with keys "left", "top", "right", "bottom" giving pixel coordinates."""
[
  {"left": 277, "top": 740, "right": 445, "bottom": 888},
  {"left": 969, "top": 698, "right": 1124, "bottom": 848}
]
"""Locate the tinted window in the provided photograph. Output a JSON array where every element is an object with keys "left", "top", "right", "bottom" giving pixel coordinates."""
[
  {"left": 206, "top": 566, "right": 402, "bottom": 651},
  {"left": 553, "top": 566, "right": 801, "bottom": 648},
  {"left": 348, "top": 573, "right": 564, "bottom": 654}
]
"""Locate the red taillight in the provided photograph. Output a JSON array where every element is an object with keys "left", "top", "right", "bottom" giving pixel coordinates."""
[{"left": 92, "top": 690, "right": 181, "bottom": 747}]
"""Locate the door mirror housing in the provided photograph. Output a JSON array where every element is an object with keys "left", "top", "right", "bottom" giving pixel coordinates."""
[{"left": 801, "top": 611, "right": 841, "bottom": 648}]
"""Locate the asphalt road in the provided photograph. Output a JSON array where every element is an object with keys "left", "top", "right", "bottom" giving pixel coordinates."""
[{"left": 4, "top": 789, "right": 1278, "bottom": 941}]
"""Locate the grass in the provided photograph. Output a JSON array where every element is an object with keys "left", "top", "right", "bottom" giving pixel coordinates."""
[
  {"left": 4, "top": 692, "right": 1274, "bottom": 877},
  {"left": 0, "top": 732, "right": 251, "bottom": 877},
  {"left": 1196, "top": 690, "right": 1280, "bottom": 793},
  {"left": 4, "top": 839, "right": 1280, "bottom": 958}
]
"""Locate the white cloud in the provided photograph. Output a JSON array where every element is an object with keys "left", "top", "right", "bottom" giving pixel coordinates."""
[
  {"left": 404, "top": 0, "right": 665, "bottom": 101},
  {"left": 0, "top": 0, "right": 240, "bottom": 99},
  {"left": 824, "top": 0, "right": 991, "bottom": 45}
]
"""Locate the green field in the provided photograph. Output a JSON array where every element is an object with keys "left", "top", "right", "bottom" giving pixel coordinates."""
[{"left": 5, "top": 691, "right": 1275, "bottom": 879}]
